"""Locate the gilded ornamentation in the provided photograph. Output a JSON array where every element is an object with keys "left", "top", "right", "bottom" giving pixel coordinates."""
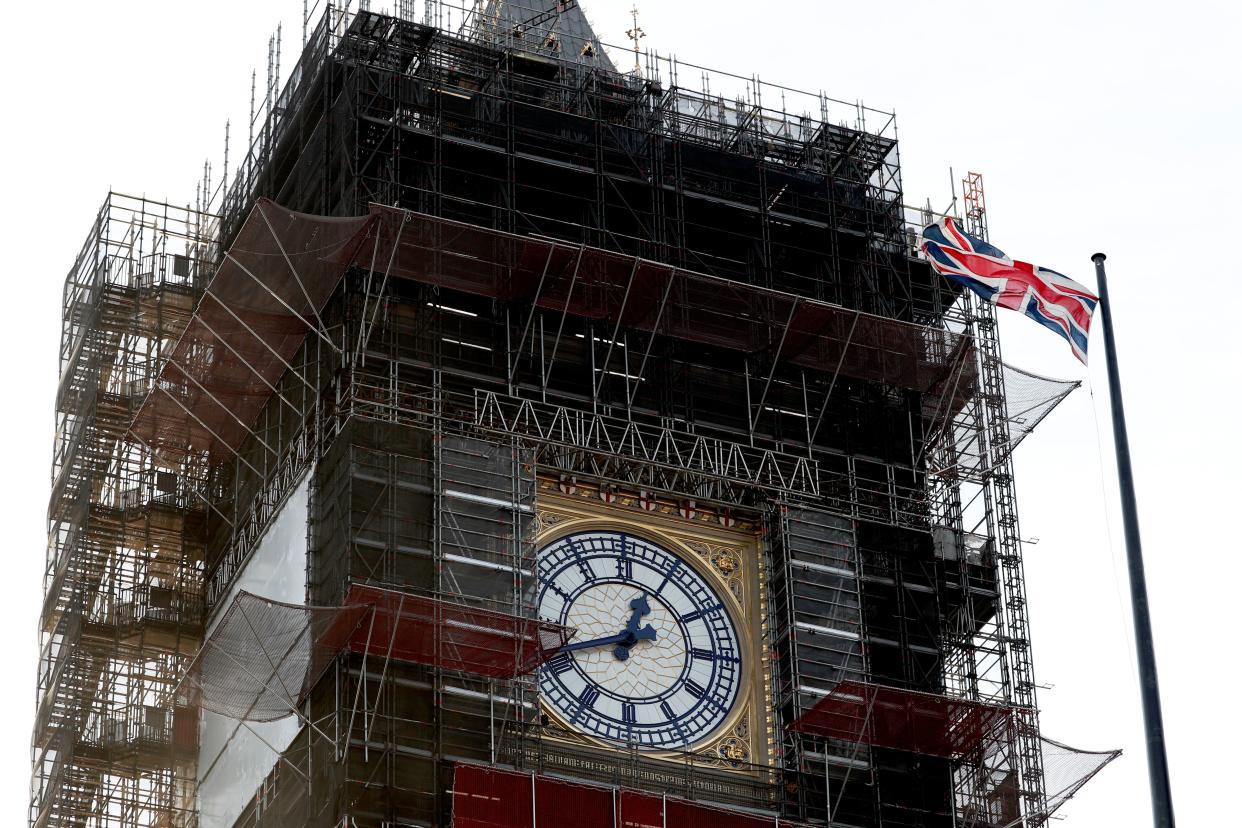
[
  {"left": 712, "top": 549, "right": 739, "bottom": 577},
  {"left": 534, "top": 510, "right": 571, "bottom": 535},
  {"left": 717, "top": 737, "right": 749, "bottom": 766}
]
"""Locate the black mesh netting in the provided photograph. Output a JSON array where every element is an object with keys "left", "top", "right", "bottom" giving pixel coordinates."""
[
  {"left": 968, "top": 731, "right": 1120, "bottom": 822},
  {"left": 1042, "top": 735, "right": 1121, "bottom": 816},
  {"left": 176, "top": 591, "right": 369, "bottom": 722},
  {"left": 1003, "top": 363, "right": 1081, "bottom": 452},
  {"left": 928, "top": 361, "right": 1079, "bottom": 477}
]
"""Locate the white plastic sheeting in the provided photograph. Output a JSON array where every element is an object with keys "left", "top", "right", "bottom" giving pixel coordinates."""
[{"left": 197, "top": 473, "right": 310, "bottom": 828}]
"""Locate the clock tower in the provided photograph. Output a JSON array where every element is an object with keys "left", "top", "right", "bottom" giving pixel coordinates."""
[{"left": 34, "top": 3, "right": 1119, "bottom": 828}]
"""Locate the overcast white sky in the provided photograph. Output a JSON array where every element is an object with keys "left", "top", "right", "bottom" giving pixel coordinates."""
[{"left": 2, "top": 0, "right": 1238, "bottom": 824}]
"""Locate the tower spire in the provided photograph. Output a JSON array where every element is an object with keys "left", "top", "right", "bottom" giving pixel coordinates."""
[
  {"left": 626, "top": 5, "right": 645, "bottom": 75},
  {"left": 473, "top": 1, "right": 615, "bottom": 70}
]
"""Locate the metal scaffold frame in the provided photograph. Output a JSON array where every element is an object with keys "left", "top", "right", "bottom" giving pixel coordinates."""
[
  {"left": 35, "top": 7, "right": 1113, "bottom": 828},
  {"left": 34, "top": 194, "right": 216, "bottom": 828},
  {"left": 124, "top": 192, "right": 1074, "bottom": 826},
  {"left": 221, "top": 4, "right": 923, "bottom": 323},
  {"left": 952, "top": 172, "right": 1047, "bottom": 823}
]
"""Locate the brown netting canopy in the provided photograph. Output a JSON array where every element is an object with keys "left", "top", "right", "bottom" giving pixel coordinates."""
[
  {"left": 178, "top": 587, "right": 573, "bottom": 722},
  {"left": 785, "top": 680, "right": 1013, "bottom": 760},
  {"left": 129, "top": 200, "right": 370, "bottom": 463},
  {"left": 130, "top": 200, "right": 983, "bottom": 465},
  {"left": 130, "top": 199, "right": 1075, "bottom": 481},
  {"left": 362, "top": 204, "right": 972, "bottom": 394}
]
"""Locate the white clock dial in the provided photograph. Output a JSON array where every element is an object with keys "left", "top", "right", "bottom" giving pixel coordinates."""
[{"left": 537, "top": 530, "right": 742, "bottom": 751}]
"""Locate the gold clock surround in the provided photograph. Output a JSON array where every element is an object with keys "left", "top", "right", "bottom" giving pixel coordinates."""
[{"left": 533, "top": 477, "right": 775, "bottom": 773}]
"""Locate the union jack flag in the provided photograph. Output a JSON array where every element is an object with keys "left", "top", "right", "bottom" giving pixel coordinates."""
[{"left": 921, "top": 216, "right": 1098, "bottom": 363}]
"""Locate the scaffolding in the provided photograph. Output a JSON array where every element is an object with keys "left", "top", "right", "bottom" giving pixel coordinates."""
[
  {"left": 222, "top": 6, "right": 927, "bottom": 324},
  {"left": 126, "top": 190, "right": 1079, "bottom": 825},
  {"left": 34, "top": 194, "right": 214, "bottom": 828},
  {"left": 34, "top": 5, "right": 1117, "bottom": 828}
]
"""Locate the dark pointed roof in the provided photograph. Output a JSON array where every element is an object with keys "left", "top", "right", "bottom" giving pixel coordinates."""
[{"left": 472, "top": 1, "right": 617, "bottom": 72}]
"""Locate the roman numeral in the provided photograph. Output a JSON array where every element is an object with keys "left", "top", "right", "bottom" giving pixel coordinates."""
[
  {"left": 547, "top": 653, "right": 573, "bottom": 675},
  {"left": 683, "top": 679, "right": 730, "bottom": 713},
  {"left": 579, "top": 686, "right": 600, "bottom": 709},
  {"left": 680, "top": 604, "right": 721, "bottom": 623},
  {"left": 622, "top": 702, "right": 636, "bottom": 724},
  {"left": 659, "top": 701, "right": 675, "bottom": 720},
  {"left": 655, "top": 559, "right": 682, "bottom": 596},
  {"left": 566, "top": 538, "right": 594, "bottom": 580},
  {"left": 693, "top": 647, "right": 739, "bottom": 664}
]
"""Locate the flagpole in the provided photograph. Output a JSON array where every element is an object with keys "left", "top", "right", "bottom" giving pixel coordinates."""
[{"left": 1092, "top": 253, "right": 1175, "bottom": 828}]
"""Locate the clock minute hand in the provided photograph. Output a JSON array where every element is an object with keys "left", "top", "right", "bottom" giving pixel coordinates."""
[
  {"left": 558, "top": 631, "right": 634, "bottom": 654},
  {"left": 555, "top": 594, "right": 660, "bottom": 660}
]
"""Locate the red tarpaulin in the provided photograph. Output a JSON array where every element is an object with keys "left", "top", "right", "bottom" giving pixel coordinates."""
[
  {"left": 177, "top": 586, "right": 572, "bottom": 721},
  {"left": 785, "top": 680, "right": 1012, "bottom": 760},
  {"left": 451, "top": 765, "right": 797, "bottom": 828},
  {"left": 346, "top": 584, "right": 573, "bottom": 679}
]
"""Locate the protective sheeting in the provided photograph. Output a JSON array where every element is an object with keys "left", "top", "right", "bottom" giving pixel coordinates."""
[
  {"left": 451, "top": 764, "right": 798, "bottom": 828},
  {"left": 1041, "top": 736, "right": 1121, "bottom": 817},
  {"left": 131, "top": 199, "right": 1072, "bottom": 475},
  {"left": 178, "top": 591, "right": 369, "bottom": 722},
  {"left": 129, "top": 199, "right": 369, "bottom": 462},
  {"left": 345, "top": 583, "right": 573, "bottom": 679},
  {"left": 207, "top": 473, "right": 311, "bottom": 632},
  {"left": 926, "top": 361, "right": 1080, "bottom": 478},
  {"left": 362, "top": 205, "right": 973, "bottom": 396},
  {"left": 179, "top": 585, "right": 572, "bottom": 722},
  {"left": 785, "top": 680, "right": 1013, "bottom": 761},
  {"left": 197, "top": 475, "right": 311, "bottom": 828}
]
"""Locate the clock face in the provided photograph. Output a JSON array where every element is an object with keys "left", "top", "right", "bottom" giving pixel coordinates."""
[{"left": 536, "top": 530, "right": 742, "bottom": 751}]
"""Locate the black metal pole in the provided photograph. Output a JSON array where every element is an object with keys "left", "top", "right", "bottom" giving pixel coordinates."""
[{"left": 1092, "top": 253, "right": 1175, "bottom": 828}]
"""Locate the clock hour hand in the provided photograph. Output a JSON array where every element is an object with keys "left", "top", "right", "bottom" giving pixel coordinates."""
[
  {"left": 555, "top": 594, "right": 659, "bottom": 661},
  {"left": 625, "top": 594, "right": 651, "bottom": 633},
  {"left": 613, "top": 593, "right": 657, "bottom": 661}
]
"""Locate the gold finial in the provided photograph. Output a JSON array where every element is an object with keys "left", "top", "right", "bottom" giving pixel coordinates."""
[{"left": 625, "top": 6, "right": 646, "bottom": 76}]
